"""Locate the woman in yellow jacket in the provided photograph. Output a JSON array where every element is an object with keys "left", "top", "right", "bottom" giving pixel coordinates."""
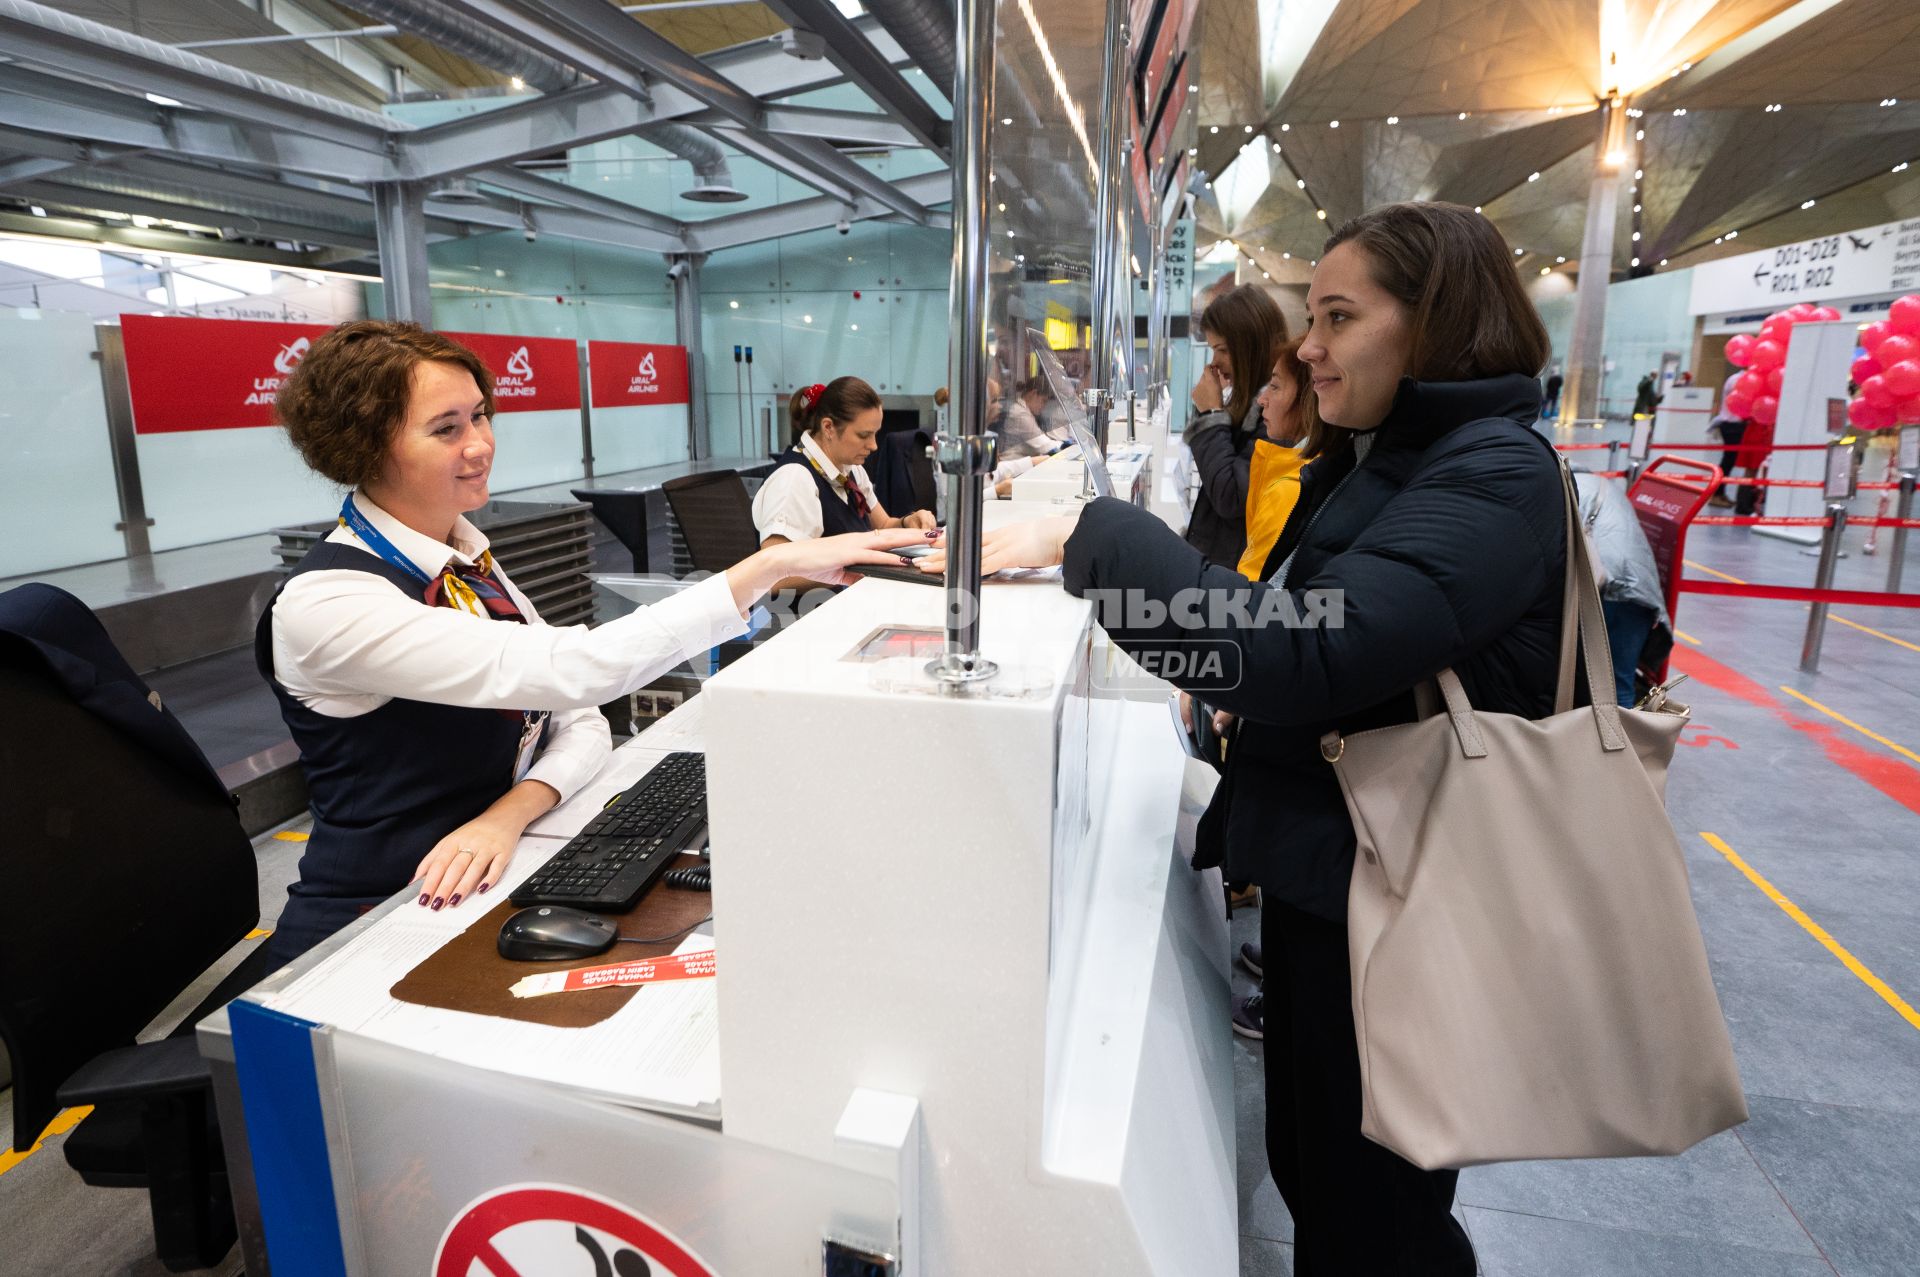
[{"left": 1238, "top": 337, "right": 1318, "bottom": 578}]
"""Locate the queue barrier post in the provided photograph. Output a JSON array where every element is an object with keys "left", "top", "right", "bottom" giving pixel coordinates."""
[
  {"left": 1890, "top": 470, "right": 1917, "bottom": 594},
  {"left": 1606, "top": 440, "right": 1622, "bottom": 472},
  {"left": 1800, "top": 502, "right": 1850, "bottom": 673}
]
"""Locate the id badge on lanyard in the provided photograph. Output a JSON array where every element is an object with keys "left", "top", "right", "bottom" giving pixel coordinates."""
[{"left": 512, "top": 710, "right": 550, "bottom": 783}]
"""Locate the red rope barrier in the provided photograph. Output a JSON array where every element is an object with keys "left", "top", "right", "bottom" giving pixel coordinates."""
[
  {"left": 1679, "top": 579, "right": 1920, "bottom": 608},
  {"left": 1692, "top": 515, "right": 1920, "bottom": 528}
]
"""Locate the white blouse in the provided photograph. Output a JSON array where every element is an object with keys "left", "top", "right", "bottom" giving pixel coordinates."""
[
  {"left": 752, "top": 431, "right": 881, "bottom": 542},
  {"left": 270, "top": 492, "right": 748, "bottom": 802}
]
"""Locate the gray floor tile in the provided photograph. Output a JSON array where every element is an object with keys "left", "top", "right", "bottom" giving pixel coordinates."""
[
  {"left": 1465, "top": 1207, "right": 1837, "bottom": 1277},
  {"left": 1708, "top": 955, "right": 1920, "bottom": 1116},
  {"left": 1458, "top": 1131, "right": 1817, "bottom": 1257},
  {"left": 1738, "top": 1097, "right": 1920, "bottom": 1277},
  {"left": 1238, "top": 1233, "right": 1294, "bottom": 1276}
]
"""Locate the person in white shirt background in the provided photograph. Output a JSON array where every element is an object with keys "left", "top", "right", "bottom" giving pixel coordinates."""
[
  {"left": 261, "top": 321, "right": 921, "bottom": 966},
  {"left": 752, "top": 377, "right": 935, "bottom": 569}
]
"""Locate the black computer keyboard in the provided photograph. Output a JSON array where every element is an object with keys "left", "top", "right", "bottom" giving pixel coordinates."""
[{"left": 510, "top": 751, "right": 708, "bottom": 912}]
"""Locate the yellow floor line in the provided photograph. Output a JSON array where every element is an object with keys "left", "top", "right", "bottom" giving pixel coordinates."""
[
  {"left": 1830, "top": 614, "right": 1920, "bottom": 655},
  {"left": 1777, "top": 687, "right": 1920, "bottom": 767},
  {"left": 1673, "top": 629, "right": 1703, "bottom": 646},
  {"left": 1702, "top": 833, "right": 1920, "bottom": 1034},
  {"left": 0, "top": 1106, "right": 92, "bottom": 1178},
  {"left": 245, "top": 927, "right": 272, "bottom": 940},
  {"left": 1685, "top": 559, "right": 1747, "bottom": 585},
  {"left": 272, "top": 830, "right": 309, "bottom": 842}
]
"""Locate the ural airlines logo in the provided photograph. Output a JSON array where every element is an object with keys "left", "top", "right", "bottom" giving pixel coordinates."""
[
  {"left": 628, "top": 351, "right": 659, "bottom": 396},
  {"left": 497, "top": 345, "right": 537, "bottom": 398},
  {"left": 248, "top": 336, "right": 311, "bottom": 405},
  {"left": 274, "top": 337, "right": 310, "bottom": 375}
]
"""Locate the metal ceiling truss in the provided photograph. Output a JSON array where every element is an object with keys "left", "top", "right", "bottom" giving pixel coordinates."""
[{"left": 0, "top": 0, "right": 951, "bottom": 260}]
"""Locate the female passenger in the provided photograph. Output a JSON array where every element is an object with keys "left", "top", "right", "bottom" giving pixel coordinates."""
[
  {"left": 1237, "top": 336, "right": 1316, "bottom": 580},
  {"left": 752, "top": 376, "right": 935, "bottom": 547},
  {"left": 262, "top": 322, "right": 921, "bottom": 967},
  {"left": 925, "top": 202, "right": 1565, "bottom": 1273},
  {"left": 1184, "top": 284, "right": 1290, "bottom": 568}
]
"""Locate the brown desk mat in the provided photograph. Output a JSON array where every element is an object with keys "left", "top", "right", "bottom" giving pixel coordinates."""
[{"left": 388, "top": 853, "right": 711, "bottom": 1029}]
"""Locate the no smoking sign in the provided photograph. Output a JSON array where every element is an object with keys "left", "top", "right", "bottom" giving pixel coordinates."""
[{"left": 435, "top": 1184, "right": 719, "bottom": 1277}]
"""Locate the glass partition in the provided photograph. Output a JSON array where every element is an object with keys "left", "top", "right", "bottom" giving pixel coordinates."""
[{"left": 0, "top": 309, "right": 125, "bottom": 578}]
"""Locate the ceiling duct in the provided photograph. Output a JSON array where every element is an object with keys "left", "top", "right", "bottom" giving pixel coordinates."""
[
  {"left": 863, "top": 0, "right": 956, "bottom": 102},
  {"left": 352, "top": 0, "right": 746, "bottom": 203}
]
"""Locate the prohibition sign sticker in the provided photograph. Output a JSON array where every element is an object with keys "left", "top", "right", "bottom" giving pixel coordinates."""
[{"left": 434, "top": 1183, "right": 719, "bottom": 1277}]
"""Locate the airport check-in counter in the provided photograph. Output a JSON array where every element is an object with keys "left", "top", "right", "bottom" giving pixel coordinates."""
[{"left": 198, "top": 555, "right": 1236, "bottom": 1276}]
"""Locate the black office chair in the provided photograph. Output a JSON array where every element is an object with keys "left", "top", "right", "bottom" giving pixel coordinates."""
[
  {"left": 907, "top": 429, "right": 940, "bottom": 515},
  {"left": 661, "top": 469, "right": 762, "bottom": 576},
  {"left": 0, "top": 622, "right": 261, "bottom": 1270}
]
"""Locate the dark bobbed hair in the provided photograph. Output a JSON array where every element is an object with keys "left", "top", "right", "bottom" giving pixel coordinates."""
[
  {"left": 1265, "top": 337, "right": 1328, "bottom": 455},
  {"left": 1198, "top": 284, "right": 1290, "bottom": 415},
  {"left": 1321, "top": 201, "right": 1552, "bottom": 385},
  {"left": 276, "top": 320, "right": 495, "bottom": 489},
  {"left": 788, "top": 375, "right": 882, "bottom": 447}
]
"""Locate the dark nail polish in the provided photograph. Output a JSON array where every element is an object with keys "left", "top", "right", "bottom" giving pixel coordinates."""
[
  {"left": 898, "top": 555, "right": 915, "bottom": 565},
  {"left": 419, "top": 893, "right": 430, "bottom": 906},
  {"left": 431, "top": 897, "right": 444, "bottom": 910},
  {"left": 449, "top": 893, "right": 462, "bottom": 906},
  {"left": 925, "top": 529, "right": 939, "bottom": 539},
  {"left": 478, "top": 882, "right": 491, "bottom": 894}
]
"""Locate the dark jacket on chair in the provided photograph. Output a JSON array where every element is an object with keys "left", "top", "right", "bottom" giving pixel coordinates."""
[
  {"left": 1183, "top": 402, "right": 1262, "bottom": 568},
  {"left": 1065, "top": 375, "right": 1566, "bottom": 921},
  {"left": 0, "top": 583, "right": 228, "bottom": 806}
]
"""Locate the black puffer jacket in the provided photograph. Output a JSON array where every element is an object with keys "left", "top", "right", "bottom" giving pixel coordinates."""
[
  {"left": 1063, "top": 375, "right": 1566, "bottom": 920},
  {"left": 1182, "top": 402, "right": 1261, "bottom": 567}
]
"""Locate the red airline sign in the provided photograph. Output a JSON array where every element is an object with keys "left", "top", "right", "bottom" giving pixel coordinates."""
[
  {"left": 118, "top": 315, "right": 582, "bottom": 433},
  {"left": 443, "top": 330, "right": 581, "bottom": 413},
  {"left": 587, "top": 340, "right": 691, "bottom": 408},
  {"left": 120, "top": 314, "right": 331, "bottom": 434}
]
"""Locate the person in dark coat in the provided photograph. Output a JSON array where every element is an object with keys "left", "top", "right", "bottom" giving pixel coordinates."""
[
  {"left": 921, "top": 202, "right": 1566, "bottom": 1275},
  {"left": 1184, "top": 284, "right": 1290, "bottom": 567}
]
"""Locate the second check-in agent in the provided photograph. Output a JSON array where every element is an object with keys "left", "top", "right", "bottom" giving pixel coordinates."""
[
  {"left": 753, "top": 376, "right": 936, "bottom": 546},
  {"left": 258, "top": 321, "right": 922, "bottom": 968}
]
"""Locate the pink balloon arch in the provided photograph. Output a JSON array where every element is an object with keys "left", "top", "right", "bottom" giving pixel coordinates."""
[{"left": 1726, "top": 294, "right": 1920, "bottom": 432}]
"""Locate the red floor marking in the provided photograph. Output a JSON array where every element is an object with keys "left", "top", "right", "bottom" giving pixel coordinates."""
[{"left": 1673, "top": 647, "right": 1920, "bottom": 819}]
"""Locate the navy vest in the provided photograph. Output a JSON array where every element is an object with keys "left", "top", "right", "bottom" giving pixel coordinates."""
[
  {"left": 772, "top": 446, "right": 874, "bottom": 536},
  {"left": 255, "top": 539, "right": 524, "bottom": 963}
]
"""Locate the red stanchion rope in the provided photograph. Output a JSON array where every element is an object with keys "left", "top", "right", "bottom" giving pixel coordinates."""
[
  {"left": 1706, "top": 477, "right": 1903, "bottom": 488},
  {"left": 1692, "top": 515, "right": 1920, "bottom": 527},
  {"left": 1679, "top": 579, "right": 1920, "bottom": 608}
]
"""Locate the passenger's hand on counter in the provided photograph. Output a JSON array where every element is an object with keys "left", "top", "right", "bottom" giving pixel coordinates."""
[
  {"left": 728, "top": 528, "right": 931, "bottom": 607},
  {"left": 900, "top": 508, "right": 938, "bottom": 531},
  {"left": 917, "top": 515, "right": 1076, "bottom": 576}
]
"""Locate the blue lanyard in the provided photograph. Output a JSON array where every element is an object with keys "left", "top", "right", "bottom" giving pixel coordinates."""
[{"left": 339, "top": 495, "right": 432, "bottom": 586}]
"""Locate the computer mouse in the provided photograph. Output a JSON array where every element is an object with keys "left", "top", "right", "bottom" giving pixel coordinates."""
[{"left": 497, "top": 905, "right": 620, "bottom": 962}]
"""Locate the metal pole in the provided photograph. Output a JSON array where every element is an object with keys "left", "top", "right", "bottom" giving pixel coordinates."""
[
  {"left": 928, "top": 0, "right": 998, "bottom": 688},
  {"left": 669, "top": 253, "right": 709, "bottom": 461},
  {"left": 1606, "top": 440, "right": 1621, "bottom": 473},
  {"left": 1561, "top": 97, "right": 1627, "bottom": 427},
  {"left": 732, "top": 344, "right": 745, "bottom": 454},
  {"left": 1088, "top": 0, "right": 1128, "bottom": 452},
  {"left": 93, "top": 323, "right": 155, "bottom": 567},
  {"left": 369, "top": 181, "right": 431, "bottom": 323},
  {"left": 576, "top": 340, "right": 595, "bottom": 481},
  {"left": 1800, "top": 502, "right": 1849, "bottom": 673},
  {"left": 744, "top": 346, "right": 756, "bottom": 456},
  {"left": 1889, "top": 470, "right": 1916, "bottom": 593}
]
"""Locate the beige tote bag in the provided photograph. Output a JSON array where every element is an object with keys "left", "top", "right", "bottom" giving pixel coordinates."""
[{"left": 1321, "top": 463, "right": 1746, "bottom": 1170}]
